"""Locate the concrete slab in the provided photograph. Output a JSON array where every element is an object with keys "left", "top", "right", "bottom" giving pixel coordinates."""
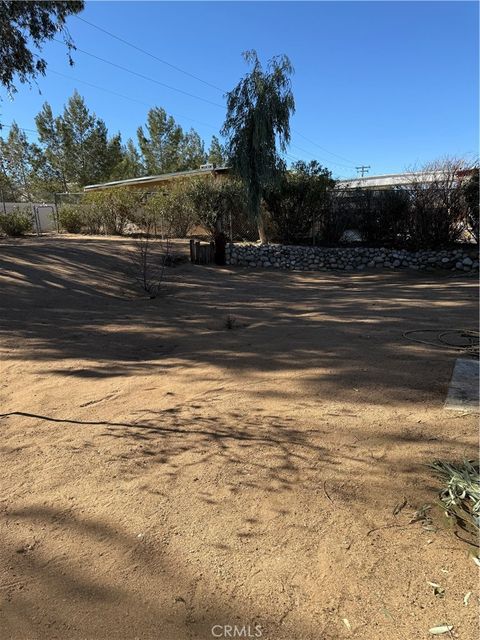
[{"left": 445, "top": 358, "right": 479, "bottom": 412}]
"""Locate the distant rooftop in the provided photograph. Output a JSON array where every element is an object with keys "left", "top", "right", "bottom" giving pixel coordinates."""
[{"left": 337, "top": 168, "right": 476, "bottom": 189}]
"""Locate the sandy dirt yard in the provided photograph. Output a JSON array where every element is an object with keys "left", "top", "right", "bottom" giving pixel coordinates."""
[{"left": 0, "top": 235, "right": 478, "bottom": 640}]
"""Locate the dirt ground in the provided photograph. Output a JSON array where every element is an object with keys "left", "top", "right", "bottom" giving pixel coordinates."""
[{"left": 0, "top": 235, "right": 478, "bottom": 640}]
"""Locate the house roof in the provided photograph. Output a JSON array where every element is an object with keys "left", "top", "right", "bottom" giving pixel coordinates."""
[
  {"left": 337, "top": 168, "right": 476, "bottom": 189},
  {"left": 84, "top": 166, "right": 230, "bottom": 192}
]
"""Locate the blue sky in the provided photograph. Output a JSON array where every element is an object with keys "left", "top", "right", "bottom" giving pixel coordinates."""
[{"left": 1, "top": 1, "right": 478, "bottom": 179}]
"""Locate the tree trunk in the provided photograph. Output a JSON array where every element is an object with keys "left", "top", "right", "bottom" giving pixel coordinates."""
[{"left": 257, "top": 213, "right": 267, "bottom": 244}]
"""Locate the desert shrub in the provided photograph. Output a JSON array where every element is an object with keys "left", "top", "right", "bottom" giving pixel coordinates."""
[
  {"left": 407, "top": 185, "right": 459, "bottom": 248},
  {"left": 405, "top": 158, "right": 473, "bottom": 248},
  {"left": 58, "top": 204, "right": 84, "bottom": 233},
  {"left": 462, "top": 169, "right": 479, "bottom": 243},
  {"left": 131, "top": 234, "right": 170, "bottom": 298},
  {"left": 324, "top": 158, "right": 476, "bottom": 249},
  {"left": 58, "top": 203, "right": 103, "bottom": 234},
  {"left": 184, "top": 177, "right": 249, "bottom": 263},
  {"left": 80, "top": 204, "right": 103, "bottom": 234},
  {"left": 357, "top": 188, "right": 411, "bottom": 246},
  {"left": 144, "top": 182, "right": 195, "bottom": 237},
  {"left": 185, "top": 177, "right": 248, "bottom": 238},
  {"left": 85, "top": 188, "right": 143, "bottom": 234},
  {"left": 0, "top": 208, "right": 33, "bottom": 236},
  {"left": 319, "top": 188, "right": 358, "bottom": 244},
  {"left": 264, "top": 161, "right": 335, "bottom": 244}
]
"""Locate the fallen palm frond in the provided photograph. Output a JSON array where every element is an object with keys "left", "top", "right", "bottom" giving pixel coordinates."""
[{"left": 429, "top": 460, "right": 480, "bottom": 545}]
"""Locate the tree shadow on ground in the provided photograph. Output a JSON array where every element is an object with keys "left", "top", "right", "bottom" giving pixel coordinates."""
[
  {"left": 2, "top": 407, "right": 475, "bottom": 517},
  {"left": 0, "top": 237, "right": 477, "bottom": 406},
  {"left": 1, "top": 238, "right": 478, "bottom": 639}
]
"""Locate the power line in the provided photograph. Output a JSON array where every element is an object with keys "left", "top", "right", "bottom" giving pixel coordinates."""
[
  {"left": 284, "top": 151, "right": 302, "bottom": 162},
  {"left": 292, "top": 129, "right": 358, "bottom": 165},
  {"left": 67, "top": 21, "right": 359, "bottom": 167},
  {"left": 51, "top": 23, "right": 363, "bottom": 171},
  {"left": 1, "top": 123, "right": 37, "bottom": 135},
  {"left": 289, "top": 142, "right": 356, "bottom": 170},
  {"left": 53, "top": 39, "right": 225, "bottom": 110},
  {"left": 74, "top": 15, "right": 226, "bottom": 94},
  {"left": 49, "top": 70, "right": 220, "bottom": 133},
  {"left": 52, "top": 78, "right": 355, "bottom": 168}
]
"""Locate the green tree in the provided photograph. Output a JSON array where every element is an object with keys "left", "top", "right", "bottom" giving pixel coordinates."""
[
  {"left": 34, "top": 93, "right": 127, "bottom": 189},
  {"left": 0, "top": 123, "right": 34, "bottom": 200},
  {"left": 137, "top": 107, "right": 183, "bottom": 174},
  {"left": 61, "top": 90, "right": 112, "bottom": 186},
  {"left": 137, "top": 107, "right": 207, "bottom": 174},
  {"left": 207, "top": 135, "right": 227, "bottom": 167},
  {"left": 35, "top": 102, "right": 68, "bottom": 191},
  {"left": 222, "top": 50, "right": 295, "bottom": 242},
  {"left": 29, "top": 144, "right": 66, "bottom": 200},
  {"left": 0, "top": 1, "right": 84, "bottom": 97},
  {"left": 180, "top": 129, "right": 206, "bottom": 170},
  {"left": 109, "top": 139, "right": 145, "bottom": 181},
  {"left": 0, "top": 142, "right": 16, "bottom": 200},
  {"left": 105, "top": 133, "right": 125, "bottom": 177}
]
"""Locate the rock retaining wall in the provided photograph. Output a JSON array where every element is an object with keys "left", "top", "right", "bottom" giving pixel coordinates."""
[{"left": 226, "top": 243, "right": 478, "bottom": 272}]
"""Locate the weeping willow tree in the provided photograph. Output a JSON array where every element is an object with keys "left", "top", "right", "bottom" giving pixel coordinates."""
[{"left": 222, "top": 50, "right": 295, "bottom": 243}]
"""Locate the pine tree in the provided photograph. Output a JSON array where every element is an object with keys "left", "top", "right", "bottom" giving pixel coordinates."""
[
  {"left": 60, "top": 90, "right": 112, "bottom": 186},
  {"left": 35, "top": 102, "right": 68, "bottom": 191},
  {"left": 207, "top": 135, "right": 226, "bottom": 167},
  {"left": 109, "top": 139, "right": 145, "bottom": 180},
  {"left": 137, "top": 107, "right": 182, "bottom": 174},
  {"left": 180, "top": 129, "right": 207, "bottom": 171},
  {"left": 137, "top": 107, "right": 207, "bottom": 174},
  {"left": 0, "top": 123, "right": 34, "bottom": 200}
]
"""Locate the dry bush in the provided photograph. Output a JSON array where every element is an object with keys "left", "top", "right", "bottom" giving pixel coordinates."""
[
  {"left": 85, "top": 188, "right": 143, "bottom": 235},
  {"left": 144, "top": 182, "right": 195, "bottom": 238},
  {"left": 357, "top": 188, "right": 411, "bottom": 246},
  {"left": 0, "top": 207, "right": 33, "bottom": 236},
  {"left": 430, "top": 459, "right": 479, "bottom": 548},
  {"left": 405, "top": 157, "right": 474, "bottom": 248},
  {"left": 130, "top": 215, "right": 171, "bottom": 297},
  {"left": 264, "top": 160, "right": 335, "bottom": 244}
]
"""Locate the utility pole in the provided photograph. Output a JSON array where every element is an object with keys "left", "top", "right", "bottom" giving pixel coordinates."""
[{"left": 356, "top": 165, "right": 371, "bottom": 177}]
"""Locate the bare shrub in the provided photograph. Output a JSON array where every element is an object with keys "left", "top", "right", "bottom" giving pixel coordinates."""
[
  {"left": 405, "top": 157, "right": 474, "bottom": 248},
  {"left": 461, "top": 167, "right": 479, "bottom": 243},
  {"left": 130, "top": 215, "right": 170, "bottom": 298}
]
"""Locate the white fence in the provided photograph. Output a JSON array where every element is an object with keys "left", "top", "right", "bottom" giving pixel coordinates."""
[{"left": 1, "top": 202, "right": 57, "bottom": 233}]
